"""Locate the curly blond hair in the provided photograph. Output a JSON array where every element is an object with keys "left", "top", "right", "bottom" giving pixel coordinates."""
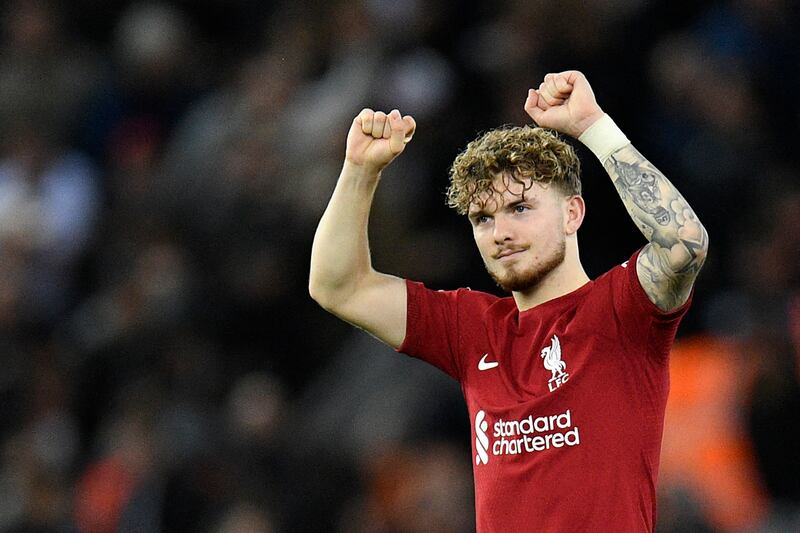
[{"left": 447, "top": 126, "right": 581, "bottom": 214}]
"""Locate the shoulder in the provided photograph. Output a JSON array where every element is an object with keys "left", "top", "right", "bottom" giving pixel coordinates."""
[
  {"left": 405, "top": 280, "right": 512, "bottom": 325},
  {"left": 407, "top": 280, "right": 502, "bottom": 308},
  {"left": 596, "top": 248, "right": 693, "bottom": 327},
  {"left": 589, "top": 255, "right": 636, "bottom": 295}
]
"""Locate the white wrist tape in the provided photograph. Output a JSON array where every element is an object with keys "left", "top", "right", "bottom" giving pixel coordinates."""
[{"left": 578, "top": 114, "right": 630, "bottom": 163}]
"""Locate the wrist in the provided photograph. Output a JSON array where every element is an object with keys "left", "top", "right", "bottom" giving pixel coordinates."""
[
  {"left": 577, "top": 114, "right": 631, "bottom": 163},
  {"left": 342, "top": 159, "right": 383, "bottom": 181},
  {"left": 572, "top": 110, "right": 605, "bottom": 138}
]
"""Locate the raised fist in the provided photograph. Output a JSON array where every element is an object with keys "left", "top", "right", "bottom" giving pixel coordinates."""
[
  {"left": 345, "top": 108, "right": 416, "bottom": 175},
  {"left": 524, "top": 71, "right": 604, "bottom": 139}
]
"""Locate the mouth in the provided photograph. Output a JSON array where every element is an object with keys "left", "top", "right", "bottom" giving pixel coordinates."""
[{"left": 494, "top": 248, "right": 526, "bottom": 260}]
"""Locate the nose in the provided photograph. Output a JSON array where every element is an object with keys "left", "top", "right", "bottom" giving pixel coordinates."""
[{"left": 492, "top": 213, "right": 513, "bottom": 244}]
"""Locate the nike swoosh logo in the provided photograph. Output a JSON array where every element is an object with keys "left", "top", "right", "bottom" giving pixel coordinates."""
[{"left": 478, "top": 353, "right": 499, "bottom": 371}]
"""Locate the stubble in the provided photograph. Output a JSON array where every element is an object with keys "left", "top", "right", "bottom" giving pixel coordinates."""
[{"left": 487, "top": 237, "right": 566, "bottom": 292}]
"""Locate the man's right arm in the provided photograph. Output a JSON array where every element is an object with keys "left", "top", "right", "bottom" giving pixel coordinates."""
[{"left": 309, "top": 109, "right": 416, "bottom": 349}]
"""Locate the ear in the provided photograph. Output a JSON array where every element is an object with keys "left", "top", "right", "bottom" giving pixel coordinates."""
[{"left": 563, "top": 195, "right": 585, "bottom": 235}]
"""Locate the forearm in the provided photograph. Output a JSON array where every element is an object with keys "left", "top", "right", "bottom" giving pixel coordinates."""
[
  {"left": 309, "top": 162, "right": 381, "bottom": 308},
  {"left": 579, "top": 114, "right": 708, "bottom": 310},
  {"left": 603, "top": 144, "right": 708, "bottom": 275}
]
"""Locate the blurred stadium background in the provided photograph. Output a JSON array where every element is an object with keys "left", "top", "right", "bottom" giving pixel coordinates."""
[{"left": 0, "top": 0, "right": 797, "bottom": 531}]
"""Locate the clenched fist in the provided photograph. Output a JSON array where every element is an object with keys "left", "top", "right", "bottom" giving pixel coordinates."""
[
  {"left": 524, "top": 71, "right": 605, "bottom": 139},
  {"left": 345, "top": 108, "right": 416, "bottom": 175}
]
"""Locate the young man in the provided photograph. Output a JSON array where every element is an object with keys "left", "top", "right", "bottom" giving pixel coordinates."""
[{"left": 309, "top": 70, "right": 708, "bottom": 532}]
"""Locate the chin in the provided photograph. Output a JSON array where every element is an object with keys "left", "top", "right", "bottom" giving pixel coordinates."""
[
  {"left": 492, "top": 266, "right": 550, "bottom": 292},
  {"left": 487, "top": 242, "right": 566, "bottom": 293}
]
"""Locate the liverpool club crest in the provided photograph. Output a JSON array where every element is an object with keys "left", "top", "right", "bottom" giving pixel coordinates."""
[{"left": 540, "top": 335, "right": 569, "bottom": 392}]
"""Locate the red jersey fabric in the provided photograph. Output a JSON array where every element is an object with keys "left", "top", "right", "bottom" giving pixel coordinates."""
[{"left": 398, "top": 249, "right": 691, "bottom": 532}]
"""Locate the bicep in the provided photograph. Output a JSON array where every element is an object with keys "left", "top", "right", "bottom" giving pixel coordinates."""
[
  {"left": 635, "top": 242, "right": 704, "bottom": 312},
  {"left": 328, "top": 271, "right": 408, "bottom": 349}
]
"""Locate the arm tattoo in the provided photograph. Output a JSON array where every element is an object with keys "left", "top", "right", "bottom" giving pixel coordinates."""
[{"left": 605, "top": 146, "right": 709, "bottom": 311}]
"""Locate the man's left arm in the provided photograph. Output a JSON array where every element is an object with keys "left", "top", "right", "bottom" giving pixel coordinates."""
[
  {"left": 602, "top": 143, "right": 708, "bottom": 311},
  {"left": 524, "top": 70, "right": 709, "bottom": 312}
]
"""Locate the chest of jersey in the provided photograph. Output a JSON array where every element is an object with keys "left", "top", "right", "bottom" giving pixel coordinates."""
[
  {"left": 462, "top": 300, "right": 622, "bottom": 409},
  {"left": 459, "top": 292, "right": 661, "bottom": 477}
]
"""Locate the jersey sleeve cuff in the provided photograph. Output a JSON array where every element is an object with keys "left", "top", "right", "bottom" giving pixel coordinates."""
[{"left": 396, "top": 279, "right": 420, "bottom": 354}]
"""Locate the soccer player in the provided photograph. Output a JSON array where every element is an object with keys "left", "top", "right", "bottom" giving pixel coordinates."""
[{"left": 309, "top": 70, "right": 708, "bottom": 532}]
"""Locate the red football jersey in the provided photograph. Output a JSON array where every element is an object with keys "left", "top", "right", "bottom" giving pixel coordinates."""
[{"left": 398, "top": 249, "right": 691, "bottom": 532}]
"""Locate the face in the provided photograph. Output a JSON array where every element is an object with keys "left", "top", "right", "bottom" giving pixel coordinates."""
[{"left": 468, "top": 175, "right": 567, "bottom": 293}]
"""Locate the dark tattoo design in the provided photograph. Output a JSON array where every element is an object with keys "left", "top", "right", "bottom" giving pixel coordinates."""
[
  {"left": 611, "top": 161, "right": 671, "bottom": 225},
  {"left": 605, "top": 148, "right": 708, "bottom": 311}
]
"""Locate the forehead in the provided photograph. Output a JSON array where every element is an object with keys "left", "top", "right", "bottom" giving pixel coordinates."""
[{"left": 468, "top": 173, "right": 551, "bottom": 214}]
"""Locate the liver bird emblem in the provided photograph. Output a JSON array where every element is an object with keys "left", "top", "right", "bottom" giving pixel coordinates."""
[{"left": 540, "top": 335, "right": 567, "bottom": 381}]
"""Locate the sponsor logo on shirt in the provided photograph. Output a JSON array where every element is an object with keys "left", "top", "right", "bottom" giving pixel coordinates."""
[
  {"left": 475, "top": 410, "right": 490, "bottom": 465},
  {"left": 478, "top": 353, "right": 499, "bottom": 371},
  {"left": 474, "top": 408, "right": 581, "bottom": 465},
  {"left": 540, "top": 335, "right": 569, "bottom": 392}
]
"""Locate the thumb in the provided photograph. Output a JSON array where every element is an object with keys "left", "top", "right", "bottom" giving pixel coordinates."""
[
  {"left": 402, "top": 115, "right": 416, "bottom": 143},
  {"left": 388, "top": 109, "right": 407, "bottom": 154},
  {"left": 524, "top": 89, "right": 546, "bottom": 124}
]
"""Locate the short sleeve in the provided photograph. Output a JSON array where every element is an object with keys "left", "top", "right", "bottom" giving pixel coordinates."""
[
  {"left": 611, "top": 248, "right": 693, "bottom": 359},
  {"left": 397, "top": 280, "right": 464, "bottom": 380}
]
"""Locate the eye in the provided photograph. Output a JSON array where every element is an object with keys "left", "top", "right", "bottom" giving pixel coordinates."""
[
  {"left": 470, "top": 214, "right": 491, "bottom": 226},
  {"left": 513, "top": 204, "right": 529, "bottom": 214}
]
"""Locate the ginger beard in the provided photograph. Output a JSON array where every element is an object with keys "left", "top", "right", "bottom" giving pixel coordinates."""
[{"left": 485, "top": 235, "right": 566, "bottom": 292}]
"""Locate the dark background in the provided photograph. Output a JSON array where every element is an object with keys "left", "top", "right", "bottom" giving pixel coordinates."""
[{"left": 0, "top": 0, "right": 797, "bottom": 531}]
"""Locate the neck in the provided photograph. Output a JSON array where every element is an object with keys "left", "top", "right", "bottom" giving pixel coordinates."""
[{"left": 512, "top": 247, "right": 589, "bottom": 312}]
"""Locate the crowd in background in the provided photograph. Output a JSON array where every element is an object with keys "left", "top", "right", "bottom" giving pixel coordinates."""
[{"left": 0, "top": 0, "right": 797, "bottom": 531}]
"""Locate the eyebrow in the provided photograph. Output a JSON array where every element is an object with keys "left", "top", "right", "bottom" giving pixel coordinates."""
[
  {"left": 506, "top": 197, "right": 538, "bottom": 210},
  {"left": 467, "top": 209, "right": 487, "bottom": 221},
  {"left": 468, "top": 197, "right": 538, "bottom": 218}
]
